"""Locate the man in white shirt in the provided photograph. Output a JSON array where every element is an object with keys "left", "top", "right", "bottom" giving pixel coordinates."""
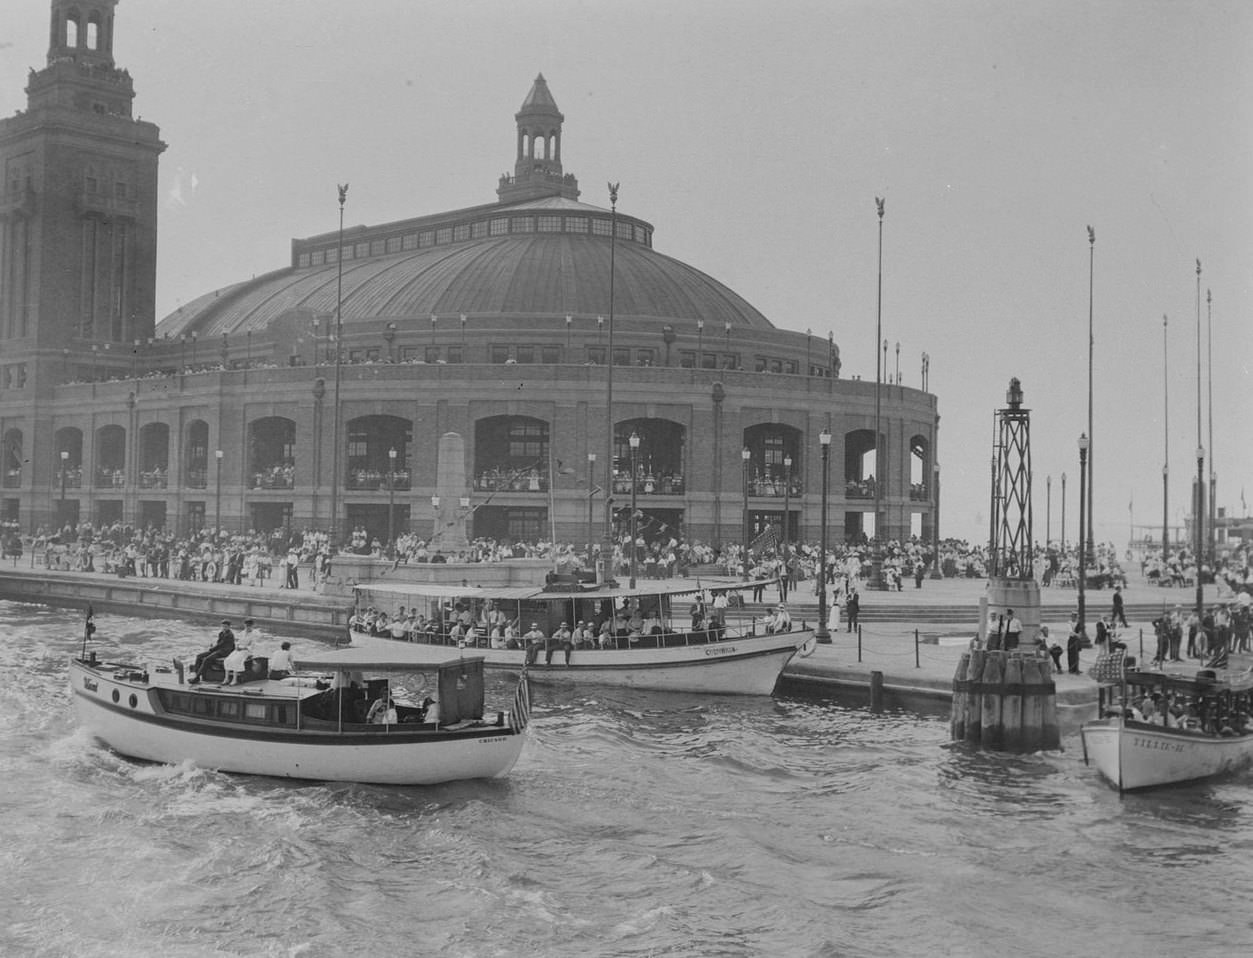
[{"left": 268, "top": 640, "right": 295, "bottom": 680}]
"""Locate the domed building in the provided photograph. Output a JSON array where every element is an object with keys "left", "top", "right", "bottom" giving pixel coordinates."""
[{"left": 0, "top": 2, "right": 939, "bottom": 552}]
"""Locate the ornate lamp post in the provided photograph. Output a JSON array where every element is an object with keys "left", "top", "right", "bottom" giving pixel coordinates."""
[
  {"left": 1061, "top": 472, "right": 1067, "bottom": 552},
  {"left": 782, "top": 454, "right": 793, "bottom": 554},
  {"left": 59, "top": 449, "right": 69, "bottom": 528},
  {"left": 383, "top": 322, "right": 396, "bottom": 363},
  {"left": 1077, "top": 434, "right": 1090, "bottom": 634},
  {"left": 628, "top": 431, "right": 640, "bottom": 589},
  {"left": 387, "top": 447, "right": 397, "bottom": 557},
  {"left": 741, "top": 446, "right": 752, "bottom": 580},
  {"left": 214, "top": 448, "right": 224, "bottom": 533},
  {"left": 816, "top": 428, "right": 832, "bottom": 642},
  {"left": 697, "top": 319, "right": 705, "bottom": 367},
  {"left": 1046, "top": 474, "right": 1052, "bottom": 548},
  {"left": 930, "top": 461, "right": 942, "bottom": 579},
  {"left": 586, "top": 452, "right": 597, "bottom": 559}
]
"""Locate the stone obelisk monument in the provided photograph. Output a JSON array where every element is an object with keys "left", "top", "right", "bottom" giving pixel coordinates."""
[{"left": 431, "top": 432, "right": 470, "bottom": 554}]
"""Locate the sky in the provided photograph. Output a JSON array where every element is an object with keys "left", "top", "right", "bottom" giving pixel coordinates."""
[{"left": 3, "top": 0, "right": 1250, "bottom": 548}]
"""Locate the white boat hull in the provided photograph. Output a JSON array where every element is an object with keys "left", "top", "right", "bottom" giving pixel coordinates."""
[
  {"left": 470, "top": 631, "right": 807, "bottom": 695},
  {"left": 1081, "top": 718, "right": 1253, "bottom": 791},
  {"left": 70, "top": 660, "right": 525, "bottom": 786}
]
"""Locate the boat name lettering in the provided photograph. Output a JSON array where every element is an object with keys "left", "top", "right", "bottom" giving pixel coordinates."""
[
  {"left": 1131, "top": 736, "right": 1184, "bottom": 753},
  {"left": 478, "top": 737, "right": 507, "bottom": 744},
  {"left": 83, "top": 678, "right": 98, "bottom": 692},
  {"left": 704, "top": 645, "right": 737, "bottom": 657}
]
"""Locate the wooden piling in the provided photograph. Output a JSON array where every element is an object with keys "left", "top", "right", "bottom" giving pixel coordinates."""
[
  {"left": 1001, "top": 655, "right": 1023, "bottom": 752},
  {"left": 979, "top": 652, "right": 1005, "bottom": 750},
  {"left": 1019, "top": 656, "right": 1045, "bottom": 752},
  {"left": 950, "top": 651, "right": 971, "bottom": 740},
  {"left": 870, "top": 670, "right": 884, "bottom": 713},
  {"left": 963, "top": 647, "right": 986, "bottom": 745}
]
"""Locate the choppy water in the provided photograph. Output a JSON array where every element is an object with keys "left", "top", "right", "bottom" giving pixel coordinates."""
[{"left": 2, "top": 600, "right": 1251, "bottom": 957}]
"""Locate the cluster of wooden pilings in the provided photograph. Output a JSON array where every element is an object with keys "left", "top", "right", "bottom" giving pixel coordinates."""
[{"left": 951, "top": 648, "right": 1060, "bottom": 751}]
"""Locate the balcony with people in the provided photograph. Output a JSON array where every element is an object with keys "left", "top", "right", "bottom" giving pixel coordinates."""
[
  {"left": 613, "top": 418, "right": 686, "bottom": 496},
  {"left": 742, "top": 423, "right": 802, "bottom": 500}
]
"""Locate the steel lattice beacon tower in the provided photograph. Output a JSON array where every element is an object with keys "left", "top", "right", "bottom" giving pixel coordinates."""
[
  {"left": 985, "top": 378, "right": 1040, "bottom": 647},
  {"left": 951, "top": 377, "right": 1057, "bottom": 754}
]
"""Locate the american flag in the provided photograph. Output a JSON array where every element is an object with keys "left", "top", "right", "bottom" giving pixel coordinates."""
[
  {"left": 750, "top": 524, "right": 780, "bottom": 555},
  {"left": 512, "top": 669, "right": 532, "bottom": 733},
  {"left": 1088, "top": 650, "right": 1126, "bottom": 684}
]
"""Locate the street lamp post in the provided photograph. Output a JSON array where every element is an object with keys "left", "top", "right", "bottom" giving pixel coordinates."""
[
  {"left": 1061, "top": 472, "right": 1067, "bottom": 553},
  {"left": 1078, "top": 434, "right": 1090, "bottom": 635},
  {"left": 1163, "top": 312, "right": 1169, "bottom": 559},
  {"left": 628, "top": 432, "right": 640, "bottom": 589},
  {"left": 1046, "top": 475, "right": 1052, "bottom": 548},
  {"left": 387, "top": 447, "right": 397, "bottom": 558},
  {"left": 586, "top": 452, "right": 597, "bottom": 559},
  {"left": 1086, "top": 226, "right": 1096, "bottom": 558},
  {"left": 1195, "top": 444, "right": 1205, "bottom": 625},
  {"left": 815, "top": 428, "right": 832, "bottom": 642},
  {"left": 214, "top": 449, "right": 224, "bottom": 533},
  {"left": 782, "top": 454, "right": 792, "bottom": 555},
  {"left": 59, "top": 449, "right": 68, "bottom": 528},
  {"left": 741, "top": 446, "right": 752, "bottom": 580}
]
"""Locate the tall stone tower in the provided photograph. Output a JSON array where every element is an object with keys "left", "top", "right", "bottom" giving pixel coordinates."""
[
  {"left": 496, "top": 74, "right": 580, "bottom": 204},
  {"left": 0, "top": 0, "right": 165, "bottom": 395}
]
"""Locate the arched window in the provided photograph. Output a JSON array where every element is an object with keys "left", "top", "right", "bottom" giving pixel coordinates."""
[
  {"left": 65, "top": 13, "right": 80, "bottom": 48},
  {"left": 342, "top": 414, "right": 410, "bottom": 490},
  {"left": 86, "top": 13, "right": 101, "bottom": 50},
  {"left": 247, "top": 416, "right": 299, "bottom": 489},
  {"left": 2, "top": 429, "right": 22, "bottom": 488}
]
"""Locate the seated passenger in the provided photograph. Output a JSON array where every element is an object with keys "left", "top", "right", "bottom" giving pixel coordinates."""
[
  {"left": 771, "top": 603, "right": 792, "bottom": 633},
  {"left": 268, "top": 640, "right": 295, "bottom": 680},
  {"left": 367, "top": 697, "right": 398, "bottom": 725}
]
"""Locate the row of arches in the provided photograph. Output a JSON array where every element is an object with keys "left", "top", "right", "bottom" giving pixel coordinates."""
[{"left": 5, "top": 418, "right": 934, "bottom": 500}]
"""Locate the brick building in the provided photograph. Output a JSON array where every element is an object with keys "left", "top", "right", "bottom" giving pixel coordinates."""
[{"left": 1, "top": 1, "right": 940, "bottom": 549}]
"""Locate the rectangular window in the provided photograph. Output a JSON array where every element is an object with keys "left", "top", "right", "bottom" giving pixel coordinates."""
[
  {"left": 419, "top": 231, "right": 435, "bottom": 248},
  {"left": 244, "top": 703, "right": 267, "bottom": 721},
  {"left": 453, "top": 224, "right": 470, "bottom": 242},
  {"left": 634, "top": 225, "right": 648, "bottom": 243},
  {"left": 586, "top": 346, "right": 606, "bottom": 365},
  {"left": 769, "top": 359, "right": 783, "bottom": 373},
  {"left": 490, "top": 345, "right": 511, "bottom": 364},
  {"left": 217, "top": 700, "right": 240, "bottom": 719},
  {"left": 425, "top": 346, "right": 441, "bottom": 363},
  {"left": 347, "top": 428, "right": 368, "bottom": 458},
  {"left": 635, "top": 348, "right": 655, "bottom": 366},
  {"left": 512, "top": 217, "right": 534, "bottom": 233},
  {"left": 679, "top": 350, "right": 696, "bottom": 369},
  {"left": 445, "top": 346, "right": 463, "bottom": 364},
  {"left": 508, "top": 423, "right": 547, "bottom": 460},
  {"left": 612, "top": 348, "right": 630, "bottom": 366},
  {"left": 784, "top": 360, "right": 798, "bottom": 375},
  {"left": 541, "top": 345, "right": 561, "bottom": 364},
  {"left": 701, "top": 352, "right": 717, "bottom": 370},
  {"left": 400, "top": 345, "right": 422, "bottom": 361},
  {"left": 355, "top": 242, "right": 370, "bottom": 258},
  {"left": 490, "top": 218, "right": 509, "bottom": 236},
  {"left": 754, "top": 356, "right": 768, "bottom": 372},
  {"left": 516, "top": 345, "right": 535, "bottom": 364},
  {"left": 370, "top": 240, "right": 385, "bottom": 256},
  {"left": 311, "top": 250, "right": 325, "bottom": 266},
  {"left": 114, "top": 182, "right": 126, "bottom": 198},
  {"left": 764, "top": 435, "right": 784, "bottom": 468},
  {"left": 471, "top": 221, "right": 488, "bottom": 239},
  {"left": 325, "top": 247, "right": 338, "bottom": 263},
  {"left": 402, "top": 234, "right": 418, "bottom": 250},
  {"left": 615, "top": 222, "right": 633, "bottom": 240},
  {"left": 537, "top": 215, "right": 561, "bottom": 232},
  {"left": 591, "top": 219, "right": 611, "bottom": 236},
  {"left": 507, "top": 508, "right": 546, "bottom": 542},
  {"left": 385, "top": 236, "right": 401, "bottom": 253},
  {"left": 566, "top": 217, "right": 588, "bottom": 233},
  {"left": 436, "top": 228, "right": 453, "bottom": 245},
  {"left": 297, "top": 253, "right": 310, "bottom": 268}
]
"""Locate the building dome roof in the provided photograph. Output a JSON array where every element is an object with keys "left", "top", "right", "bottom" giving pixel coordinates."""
[{"left": 158, "top": 229, "right": 774, "bottom": 338}]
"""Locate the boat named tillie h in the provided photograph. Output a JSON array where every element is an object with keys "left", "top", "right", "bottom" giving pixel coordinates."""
[{"left": 1080, "top": 652, "right": 1253, "bottom": 792}]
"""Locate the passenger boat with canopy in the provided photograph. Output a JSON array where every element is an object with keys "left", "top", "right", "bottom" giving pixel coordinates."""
[
  {"left": 1080, "top": 651, "right": 1253, "bottom": 791},
  {"left": 352, "top": 576, "right": 814, "bottom": 696},
  {"left": 69, "top": 613, "right": 531, "bottom": 785}
]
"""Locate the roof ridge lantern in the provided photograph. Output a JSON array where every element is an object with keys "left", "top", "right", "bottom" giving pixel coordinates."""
[{"left": 497, "top": 74, "right": 580, "bottom": 204}]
